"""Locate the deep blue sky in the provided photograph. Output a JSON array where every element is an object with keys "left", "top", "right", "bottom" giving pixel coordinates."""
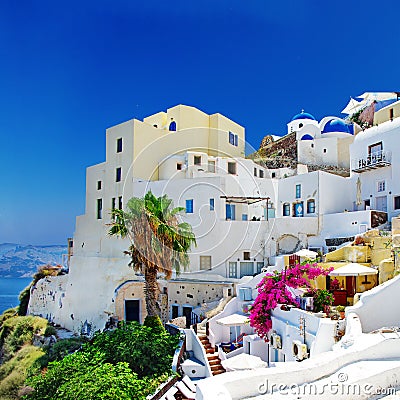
[{"left": 1, "top": 0, "right": 399, "bottom": 245}]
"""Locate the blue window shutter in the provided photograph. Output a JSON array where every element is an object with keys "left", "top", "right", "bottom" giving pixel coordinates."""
[
  {"left": 226, "top": 204, "right": 231, "bottom": 219},
  {"left": 186, "top": 199, "right": 193, "bottom": 213},
  {"left": 210, "top": 198, "right": 214, "bottom": 211},
  {"left": 234, "top": 135, "right": 238, "bottom": 146},
  {"left": 169, "top": 121, "right": 177, "bottom": 131}
]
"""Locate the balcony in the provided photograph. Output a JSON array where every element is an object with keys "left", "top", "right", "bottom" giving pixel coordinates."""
[{"left": 352, "top": 150, "right": 392, "bottom": 172}]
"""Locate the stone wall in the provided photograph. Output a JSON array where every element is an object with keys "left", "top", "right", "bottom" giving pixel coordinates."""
[{"left": 251, "top": 133, "right": 350, "bottom": 176}]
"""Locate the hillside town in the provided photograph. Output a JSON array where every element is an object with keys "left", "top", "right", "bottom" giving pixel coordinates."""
[{"left": 27, "top": 92, "right": 400, "bottom": 399}]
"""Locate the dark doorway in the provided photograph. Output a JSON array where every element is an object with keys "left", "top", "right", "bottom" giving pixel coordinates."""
[
  {"left": 125, "top": 300, "right": 140, "bottom": 322},
  {"left": 171, "top": 305, "right": 179, "bottom": 319},
  {"left": 182, "top": 306, "right": 192, "bottom": 328},
  {"left": 346, "top": 276, "right": 355, "bottom": 297}
]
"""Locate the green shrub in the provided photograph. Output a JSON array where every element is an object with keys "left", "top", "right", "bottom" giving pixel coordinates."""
[
  {"left": 43, "top": 326, "right": 57, "bottom": 337},
  {"left": 143, "top": 315, "right": 164, "bottom": 332},
  {"left": 0, "top": 316, "right": 48, "bottom": 360},
  {"left": 26, "top": 349, "right": 169, "bottom": 400},
  {"left": 47, "top": 337, "right": 86, "bottom": 362},
  {"left": 0, "top": 308, "right": 18, "bottom": 324},
  {"left": 89, "top": 321, "right": 179, "bottom": 378},
  {"left": 18, "top": 285, "right": 32, "bottom": 316},
  {"left": 0, "top": 345, "right": 44, "bottom": 400},
  {"left": 25, "top": 322, "right": 178, "bottom": 399}
]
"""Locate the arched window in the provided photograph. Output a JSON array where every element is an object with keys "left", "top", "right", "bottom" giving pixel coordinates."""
[{"left": 169, "top": 121, "right": 177, "bottom": 131}]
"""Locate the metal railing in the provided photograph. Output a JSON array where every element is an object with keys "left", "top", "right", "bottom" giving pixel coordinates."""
[{"left": 352, "top": 150, "right": 392, "bottom": 172}]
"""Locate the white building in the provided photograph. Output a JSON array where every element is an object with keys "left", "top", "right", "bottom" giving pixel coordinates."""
[
  {"left": 28, "top": 102, "right": 396, "bottom": 332},
  {"left": 29, "top": 105, "right": 278, "bottom": 332},
  {"left": 351, "top": 100, "right": 400, "bottom": 221}
]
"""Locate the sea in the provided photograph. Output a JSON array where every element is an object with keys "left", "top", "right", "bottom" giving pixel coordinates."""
[{"left": 0, "top": 278, "right": 33, "bottom": 314}]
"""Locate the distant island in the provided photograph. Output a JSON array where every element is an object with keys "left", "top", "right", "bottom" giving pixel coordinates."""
[{"left": 0, "top": 243, "right": 67, "bottom": 278}]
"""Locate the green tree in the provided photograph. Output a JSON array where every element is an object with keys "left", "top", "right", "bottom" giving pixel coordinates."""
[{"left": 109, "top": 191, "right": 196, "bottom": 317}]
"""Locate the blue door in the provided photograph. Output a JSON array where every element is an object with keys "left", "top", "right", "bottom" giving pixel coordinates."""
[{"left": 294, "top": 202, "right": 304, "bottom": 217}]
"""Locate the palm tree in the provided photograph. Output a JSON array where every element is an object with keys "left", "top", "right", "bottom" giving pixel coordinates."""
[{"left": 109, "top": 191, "right": 196, "bottom": 318}]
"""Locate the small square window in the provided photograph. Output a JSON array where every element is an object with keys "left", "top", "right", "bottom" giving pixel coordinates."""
[
  {"left": 243, "top": 251, "right": 251, "bottom": 260},
  {"left": 112, "top": 197, "right": 116, "bottom": 210},
  {"left": 177, "top": 163, "right": 182, "bottom": 170},
  {"left": 194, "top": 156, "right": 201, "bottom": 165},
  {"left": 208, "top": 160, "right": 216, "bottom": 173},
  {"left": 186, "top": 199, "right": 194, "bottom": 213},
  {"left": 254, "top": 167, "right": 257, "bottom": 177},
  {"left": 295, "top": 184, "right": 301, "bottom": 199},
  {"left": 97, "top": 180, "right": 102, "bottom": 190},
  {"left": 323, "top": 148, "right": 327, "bottom": 153},
  {"left": 116, "top": 138, "right": 123, "bottom": 153},
  {"left": 377, "top": 181, "right": 385, "bottom": 192},
  {"left": 242, "top": 214, "right": 248, "bottom": 221},
  {"left": 394, "top": 196, "right": 400, "bottom": 210},
  {"left": 228, "top": 162, "right": 237, "bottom": 174},
  {"left": 116, "top": 167, "right": 122, "bottom": 182},
  {"left": 209, "top": 198, "right": 215, "bottom": 211},
  {"left": 271, "top": 172, "right": 276, "bottom": 178},
  {"left": 259, "top": 170, "right": 264, "bottom": 178},
  {"left": 200, "top": 256, "right": 212, "bottom": 270},
  {"left": 118, "top": 196, "right": 123, "bottom": 210}
]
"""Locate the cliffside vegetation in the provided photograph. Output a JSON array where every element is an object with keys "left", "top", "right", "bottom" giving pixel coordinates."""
[
  {"left": 25, "top": 320, "right": 179, "bottom": 400},
  {"left": 0, "top": 308, "right": 48, "bottom": 399},
  {"left": 0, "top": 303, "right": 179, "bottom": 400}
]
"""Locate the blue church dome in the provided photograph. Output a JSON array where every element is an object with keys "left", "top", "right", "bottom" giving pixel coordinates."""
[
  {"left": 301, "top": 134, "right": 314, "bottom": 140},
  {"left": 291, "top": 111, "right": 316, "bottom": 121},
  {"left": 322, "top": 119, "right": 353, "bottom": 134}
]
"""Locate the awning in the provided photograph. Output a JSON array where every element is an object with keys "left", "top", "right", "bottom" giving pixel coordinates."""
[
  {"left": 295, "top": 249, "right": 318, "bottom": 259},
  {"left": 220, "top": 196, "right": 270, "bottom": 205},
  {"left": 341, "top": 97, "right": 368, "bottom": 115},
  {"left": 329, "top": 263, "right": 378, "bottom": 276},
  {"left": 216, "top": 313, "right": 249, "bottom": 326},
  {"left": 221, "top": 353, "right": 267, "bottom": 371}
]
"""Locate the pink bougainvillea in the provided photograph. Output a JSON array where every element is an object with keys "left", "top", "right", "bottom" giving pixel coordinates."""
[{"left": 249, "top": 263, "right": 333, "bottom": 340}]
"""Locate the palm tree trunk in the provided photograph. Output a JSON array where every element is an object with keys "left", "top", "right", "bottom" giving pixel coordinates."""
[{"left": 144, "top": 268, "right": 159, "bottom": 317}]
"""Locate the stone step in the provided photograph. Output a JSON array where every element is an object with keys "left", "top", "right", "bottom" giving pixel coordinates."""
[
  {"left": 211, "top": 364, "right": 224, "bottom": 371},
  {"left": 207, "top": 355, "right": 219, "bottom": 361},
  {"left": 212, "top": 369, "right": 225, "bottom": 375},
  {"left": 209, "top": 359, "right": 221, "bottom": 366},
  {"left": 206, "top": 348, "right": 215, "bottom": 354},
  {"left": 198, "top": 335, "right": 207, "bottom": 340}
]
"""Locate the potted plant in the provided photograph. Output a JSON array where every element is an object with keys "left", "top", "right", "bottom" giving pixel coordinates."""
[
  {"left": 336, "top": 305, "right": 346, "bottom": 319},
  {"left": 313, "top": 289, "right": 333, "bottom": 313},
  {"left": 353, "top": 236, "right": 365, "bottom": 246},
  {"left": 302, "top": 288, "right": 316, "bottom": 311}
]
